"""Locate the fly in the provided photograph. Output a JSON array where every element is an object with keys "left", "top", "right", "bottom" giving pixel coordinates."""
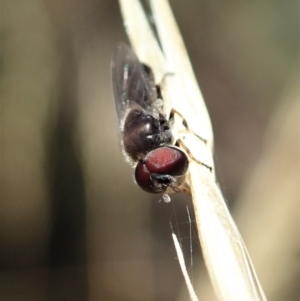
[{"left": 111, "top": 44, "right": 192, "bottom": 202}]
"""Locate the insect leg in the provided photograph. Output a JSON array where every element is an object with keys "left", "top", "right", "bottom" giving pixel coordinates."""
[
  {"left": 175, "top": 139, "right": 212, "bottom": 172},
  {"left": 174, "top": 185, "right": 191, "bottom": 195},
  {"left": 159, "top": 72, "right": 174, "bottom": 85},
  {"left": 155, "top": 72, "right": 175, "bottom": 100},
  {"left": 169, "top": 109, "right": 207, "bottom": 143},
  {"left": 155, "top": 84, "right": 163, "bottom": 100}
]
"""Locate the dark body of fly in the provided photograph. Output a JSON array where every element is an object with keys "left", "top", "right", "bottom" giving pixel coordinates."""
[{"left": 112, "top": 44, "right": 188, "bottom": 195}]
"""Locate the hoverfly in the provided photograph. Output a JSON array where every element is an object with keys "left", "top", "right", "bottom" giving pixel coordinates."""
[{"left": 112, "top": 44, "right": 204, "bottom": 202}]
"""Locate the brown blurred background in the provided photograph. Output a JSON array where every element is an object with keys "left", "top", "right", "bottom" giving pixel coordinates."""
[{"left": 1, "top": 0, "right": 299, "bottom": 300}]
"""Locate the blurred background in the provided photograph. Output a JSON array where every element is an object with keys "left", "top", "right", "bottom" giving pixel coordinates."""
[{"left": 1, "top": 0, "right": 299, "bottom": 300}]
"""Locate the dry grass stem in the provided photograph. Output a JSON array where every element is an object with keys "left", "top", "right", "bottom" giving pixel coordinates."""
[
  {"left": 118, "top": 0, "right": 267, "bottom": 300},
  {"left": 172, "top": 234, "right": 199, "bottom": 301}
]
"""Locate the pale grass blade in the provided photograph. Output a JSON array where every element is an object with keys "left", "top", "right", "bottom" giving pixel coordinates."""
[{"left": 117, "top": 1, "right": 267, "bottom": 300}]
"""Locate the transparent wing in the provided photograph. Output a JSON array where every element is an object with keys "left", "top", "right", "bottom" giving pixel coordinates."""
[{"left": 111, "top": 44, "right": 158, "bottom": 124}]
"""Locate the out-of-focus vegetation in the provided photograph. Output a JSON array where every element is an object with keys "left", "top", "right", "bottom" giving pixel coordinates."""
[{"left": 1, "top": 1, "right": 299, "bottom": 300}]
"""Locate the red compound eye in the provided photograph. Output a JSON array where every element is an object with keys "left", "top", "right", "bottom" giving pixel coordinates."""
[
  {"left": 134, "top": 146, "right": 189, "bottom": 193},
  {"left": 144, "top": 146, "right": 188, "bottom": 176},
  {"left": 135, "top": 161, "right": 158, "bottom": 193}
]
